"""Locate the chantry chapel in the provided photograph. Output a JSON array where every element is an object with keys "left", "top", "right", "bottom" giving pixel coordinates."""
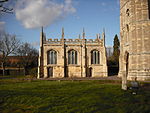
[{"left": 38, "top": 28, "right": 108, "bottom": 78}]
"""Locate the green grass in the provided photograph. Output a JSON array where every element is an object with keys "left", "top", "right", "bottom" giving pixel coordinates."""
[
  {"left": 0, "top": 75, "right": 26, "bottom": 79},
  {"left": 0, "top": 78, "right": 150, "bottom": 113}
]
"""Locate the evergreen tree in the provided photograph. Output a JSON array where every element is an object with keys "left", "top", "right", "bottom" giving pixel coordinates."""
[{"left": 113, "top": 34, "right": 120, "bottom": 65}]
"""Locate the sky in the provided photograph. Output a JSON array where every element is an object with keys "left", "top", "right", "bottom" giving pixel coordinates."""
[{"left": 0, "top": 0, "right": 120, "bottom": 48}]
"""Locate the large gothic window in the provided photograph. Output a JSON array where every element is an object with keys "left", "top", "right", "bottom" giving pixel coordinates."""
[
  {"left": 68, "top": 50, "right": 77, "bottom": 64},
  {"left": 91, "top": 50, "right": 100, "bottom": 64},
  {"left": 47, "top": 50, "right": 57, "bottom": 64}
]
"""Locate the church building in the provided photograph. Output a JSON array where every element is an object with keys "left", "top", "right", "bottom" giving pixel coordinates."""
[{"left": 37, "top": 28, "right": 108, "bottom": 78}]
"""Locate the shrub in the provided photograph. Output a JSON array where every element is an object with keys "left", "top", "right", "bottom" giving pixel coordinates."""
[{"left": 29, "top": 67, "right": 38, "bottom": 78}]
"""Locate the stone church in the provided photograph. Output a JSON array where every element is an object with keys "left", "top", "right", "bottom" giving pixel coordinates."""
[
  {"left": 37, "top": 28, "right": 108, "bottom": 78},
  {"left": 119, "top": 0, "right": 150, "bottom": 81}
]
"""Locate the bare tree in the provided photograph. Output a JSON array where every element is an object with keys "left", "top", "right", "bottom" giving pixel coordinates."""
[
  {"left": 0, "top": 0, "right": 13, "bottom": 14},
  {"left": 0, "top": 33, "right": 20, "bottom": 75},
  {"left": 17, "top": 43, "right": 38, "bottom": 75}
]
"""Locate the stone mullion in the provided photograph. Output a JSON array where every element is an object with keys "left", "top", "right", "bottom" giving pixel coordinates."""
[
  {"left": 73, "top": 51, "right": 74, "bottom": 64},
  {"left": 71, "top": 51, "right": 72, "bottom": 64},
  {"left": 96, "top": 51, "right": 99, "bottom": 64},
  {"left": 54, "top": 51, "right": 56, "bottom": 64},
  {"left": 53, "top": 51, "right": 55, "bottom": 64},
  {"left": 93, "top": 51, "right": 95, "bottom": 64},
  {"left": 51, "top": 51, "right": 52, "bottom": 64},
  {"left": 49, "top": 51, "right": 51, "bottom": 64}
]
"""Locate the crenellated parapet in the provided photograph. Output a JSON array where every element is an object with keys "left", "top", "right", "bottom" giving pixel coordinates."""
[
  {"left": 46, "top": 38, "right": 61, "bottom": 44},
  {"left": 44, "top": 27, "right": 106, "bottom": 46},
  {"left": 86, "top": 39, "right": 103, "bottom": 43},
  {"left": 46, "top": 38, "right": 104, "bottom": 45},
  {"left": 65, "top": 39, "right": 81, "bottom": 44}
]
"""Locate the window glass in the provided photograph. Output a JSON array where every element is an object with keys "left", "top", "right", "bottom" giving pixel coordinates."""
[
  {"left": 68, "top": 50, "right": 77, "bottom": 64},
  {"left": 91, "top": 50, "right": 100, "bottom": 64},
  {"left": 47, "top": 50, "right": 57, "bottom": 64}
]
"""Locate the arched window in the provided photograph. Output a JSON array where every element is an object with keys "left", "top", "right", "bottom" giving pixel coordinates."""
[
  {"left": 126, "top": 9, "right": 130, "bottom": 16},
  {"left": 68, "top": 50, "right": 77, "bottom": 64},
  {"left": 91, "top": 50, "right": 100, "bottom": 64},
  {"left": 126, "top": 24, "right": 129, "bottom": 42},
  {"left": 126, "top": 24, "right": 129, "bottom": 32},
  {"left": 47, "top": 50, "right": 57, "bottom": 64}
]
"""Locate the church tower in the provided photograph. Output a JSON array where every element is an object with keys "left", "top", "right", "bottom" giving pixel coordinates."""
[{"left": 119, "top": 0, "right": 150, "bottom": 80}]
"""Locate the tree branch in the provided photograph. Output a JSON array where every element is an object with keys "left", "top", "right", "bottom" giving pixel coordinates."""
[{"left": 0, "top": 0, "right": 13, "bottom": 14}]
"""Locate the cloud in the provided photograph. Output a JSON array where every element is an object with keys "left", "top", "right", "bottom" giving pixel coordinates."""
[
  {"left": 101, "top": 2, "right": 106, "bottom": 6},
  {"left": 15, "top": 0, "right": 76, "bottom": 29}
]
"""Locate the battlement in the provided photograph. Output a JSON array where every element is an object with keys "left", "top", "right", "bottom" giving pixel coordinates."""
[
  {"left": 48, "top": 38, "right": 61, "bottom": 42},
  {"left": 46, "top": 38, "right": 103, "bottom": 44},
  {"left": 46, "top": 38, "right": 61, "bottom": 44},
  {"left": 86, "top": 39, "right": 103, "bottom": 43}
]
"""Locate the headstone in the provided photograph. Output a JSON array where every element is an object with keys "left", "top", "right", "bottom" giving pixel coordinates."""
[{"left": 130, "top": 77, "right": 139, "bottom": 94}]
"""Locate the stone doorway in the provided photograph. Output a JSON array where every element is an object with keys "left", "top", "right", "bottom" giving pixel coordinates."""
[
  {"left": 87, "top": 67, "right": 92, "bottom": 77},
  {"left": 48, "top": 67, "right": 53, "bottom": 77}
]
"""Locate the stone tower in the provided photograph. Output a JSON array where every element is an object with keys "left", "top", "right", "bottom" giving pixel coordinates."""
[{"left": 119, "top": 0, "right": 150, "bottom": 80}]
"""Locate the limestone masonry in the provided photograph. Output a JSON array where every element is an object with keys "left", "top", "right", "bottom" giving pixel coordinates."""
[
  {"left": 38, "top": 28, "right": 108, "bottom": 78},
  {"left": 119, "top": 0, "right": 150, "bottom": 80}
]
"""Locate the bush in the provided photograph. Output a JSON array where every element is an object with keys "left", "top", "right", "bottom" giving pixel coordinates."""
[{"left": 28, "top": 67, "right": 38, "bottom": 77}]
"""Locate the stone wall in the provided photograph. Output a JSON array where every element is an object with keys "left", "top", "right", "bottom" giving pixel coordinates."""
[{"left": 119, "top": 0, "right": 150, "bottom": 81}]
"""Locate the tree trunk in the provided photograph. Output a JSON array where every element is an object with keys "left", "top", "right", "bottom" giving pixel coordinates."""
[
  {"left": 1, "top": 62, "right": 5, "bottom": 76},
  {"left": 23, "top": 67, "right": 26, "bottom": 76},
  {"left": 23, "top": 67, "right": 28, "bottom": 76}
]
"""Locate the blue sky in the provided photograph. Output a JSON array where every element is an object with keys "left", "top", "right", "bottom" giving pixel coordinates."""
[{"left": 0, "top": 0, "right": 120, "bottom": 48}]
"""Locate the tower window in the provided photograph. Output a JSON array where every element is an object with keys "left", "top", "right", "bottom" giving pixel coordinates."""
[
  {"left": 126, "top": 24, "right": 129, "bottom": 32},
  {"left": 68, "top": 50, "right": 77, "bottom": 64},
  {"left": 126, "top": 9, "right": 130, "bottom": 16},
  {"left": 47, "top": 50, "right": 57, "bottom": 64},
  {"left": 126, "top": 24, "right": 129, "bottom": 43},
  {"left": 91, "top": 50, "right": 100, "bottom": 64}
]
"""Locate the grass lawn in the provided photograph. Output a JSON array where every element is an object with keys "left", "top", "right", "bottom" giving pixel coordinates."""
[{"left": 0, "top": 77, "right": 150, "bottom": 113}]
